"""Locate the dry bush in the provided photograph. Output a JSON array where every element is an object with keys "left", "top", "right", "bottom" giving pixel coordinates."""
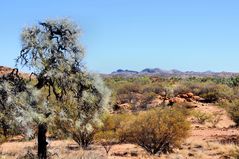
[
  {"left": 191, "top": 110, "right": 212, "bottom": 124},
  {"left": 222, "top": 99, "right": 239, "bottom": 126},
  {"left": 173, "top": 84, "right": 191, "bottom": 96},
  {"left": 94, "top": 130, "right": 118, "bottom": 155},
  {"left": 225, "top": 146, "right": 239, "bottom": 158},
  {"left": 94, "top": 113, "right": 135, "bottom": 155},
  {"left": 96, "top": 113, "right": 135, "bottom": 143},
  {"left": 117, "top": 82, "right": 143, "bottom": 95},
  {"left": 209, "top": 112, "right": 222, "bottom": 128},
  {"left": 140, "top": 92, "right": 157, "bottom": 109},
  {"left": 173, "top": 81, "right": 234, "bottom": 103},
  {"left": 118, "top": 108, "right": 190, "bottom": 155},
  {"left": 142, "top": 83, "right": 165, "bottom": 95},
  {"left": 199, "top": 83, "right": 233, "bottom": 103}
]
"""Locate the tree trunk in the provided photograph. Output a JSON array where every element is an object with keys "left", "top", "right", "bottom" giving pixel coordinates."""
[
  {"left": 38, "top": 124, "right": 48, "bottom": 159},
  {"left": 1, "top": 120, "right": 8, "bottom": 138}
]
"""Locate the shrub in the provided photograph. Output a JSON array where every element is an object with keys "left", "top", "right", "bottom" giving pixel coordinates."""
[
  {"left": 199, "top": 83, "right": 233, "bottom": 103},
  {"left": 97, "top": 113, "right": 136, "bottom": 143},
  {"left": 94, "top": 130, "right": 118, "bottom": 155},
  {"left": 142, "top": 83, "right": 165, "bottom": 95},
  {"left": 173, "top": 84, "right": 191, "bottom": 96},
  {"left": 55, "top": 115, "right": 96, "bottom": 149},
  {"left": 118, "top": 108, "right": 190, "bottom": 155},
  {"left": 140, "top": 92, "right": 157, "bottom": 109},
  {"left": 223, "top": 99, "right": 239, "bottom": 126},
  {"left": 191, "top": 110, "right": 212, "bottom": 124},
  {"left": 209, "top": 112, "right": 222, "bottom": 128},
  {"left": 94, "top": 113, "right": 135, "bottom": 154},
  {"left": 117, "top": 82, "right": 143, "bottom": 95},
  {"left": 173, "top": 81, "right": 234, "bottom": 103},
  {"left": 100, "top": 113, "right": 130, "bottom": 132}
]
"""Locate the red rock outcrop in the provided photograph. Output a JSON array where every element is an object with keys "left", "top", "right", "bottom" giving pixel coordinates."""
[{"left": 0, "top": 66, "right": 30, "bottom": 78}]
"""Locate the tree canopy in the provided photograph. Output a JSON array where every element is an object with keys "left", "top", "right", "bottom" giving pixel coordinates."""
[{"left": 0, "top": 19, "right": 111, "bottom": 158}]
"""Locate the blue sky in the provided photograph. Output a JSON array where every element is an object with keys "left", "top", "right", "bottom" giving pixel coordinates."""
[{"left": 1, "top": 0, "right": 239, "bottom": 73}]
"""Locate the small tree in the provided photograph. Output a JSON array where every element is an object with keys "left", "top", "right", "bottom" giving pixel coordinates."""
[{"left": 16, "top": 19, "right": 110, "bottom": 158}]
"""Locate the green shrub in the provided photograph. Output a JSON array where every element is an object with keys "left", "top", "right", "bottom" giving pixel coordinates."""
[
  {"left": 118, "top": 108, "right": 190, "bottom": 155},
  {"left": 199, "top": 83, "right": 233, "bottom": 103}
]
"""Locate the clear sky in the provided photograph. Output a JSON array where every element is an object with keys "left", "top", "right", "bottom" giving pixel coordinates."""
[{"left": 1, "top": 0, "right": 239, "bottom": 73}]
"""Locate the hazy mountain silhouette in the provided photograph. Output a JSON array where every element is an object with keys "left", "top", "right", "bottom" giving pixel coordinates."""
[{"left": 111, "top": 68, "right": 239, "bottom": 77}]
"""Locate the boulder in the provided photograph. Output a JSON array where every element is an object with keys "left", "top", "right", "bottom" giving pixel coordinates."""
[
  {"left": 119, "top": 103, "right": 132, "bottom": 110},
  {"left": 169, "top": 97, "right": 186, "bottom": 105},
  {"left": 193, "top": 96, "right": 205, "bottom": 102},
  {"left": 178, "top": 94, "right": 189, "bottom": 99},
  {"left": 187, "top": 92, "right": 194, "bottom": 98},
  {"left": 113, "top": 103, "right": 132, "bottom": 111},
  {"left": 192, "top": 96, "right": 201, "bottom": 101},
  {"left": 147, "top": 99, "right": 164, "bottom": 108},
  {"left": 186, "top": 98, "right": 194, "bottom": 102}
]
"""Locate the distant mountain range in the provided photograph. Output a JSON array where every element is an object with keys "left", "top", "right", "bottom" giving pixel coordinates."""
[
  {"left": 110, "top": 68, "right": 239, "bottom": 77},
  {"left": 1, "top": 66, "right": 239, "bottom": 78}
]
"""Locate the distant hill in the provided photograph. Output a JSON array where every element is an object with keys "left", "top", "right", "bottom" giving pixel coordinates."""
[
  {"left": 1, "top": 66, "right": 239, "bottom": 78},
  {"left": 111, "top": 68, "right": 239, "bottom": 77}
]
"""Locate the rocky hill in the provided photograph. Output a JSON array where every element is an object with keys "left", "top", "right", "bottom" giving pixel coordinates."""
[
  {"left": 0, "top": 66, "right": 30, "bottom": 78},
  {"left": 0, "top": 66, "right": 15, "bottom": 75}
]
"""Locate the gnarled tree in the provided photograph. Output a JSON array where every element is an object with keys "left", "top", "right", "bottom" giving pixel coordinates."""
[{"left": 16, "top": 19, "right": 110, "bottom": 158}]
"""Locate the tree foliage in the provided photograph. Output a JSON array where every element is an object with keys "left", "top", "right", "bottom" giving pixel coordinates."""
[
  {"left": 0, "top": 69, "right": 43, "bottom": 139},
  {"left": 17, "top": 19, "right": 85, "bottom": 100},
  {"left": 16, "top": 19, "right": 111, "bottom": 150}
]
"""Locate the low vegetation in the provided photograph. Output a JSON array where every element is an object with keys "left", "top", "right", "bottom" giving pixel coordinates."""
[
  {"left": 191, "top": 110, "right": 212, "bottom": 124},
  {"left": 94, "top": 107, "right": 190, "bottom": 155}
]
